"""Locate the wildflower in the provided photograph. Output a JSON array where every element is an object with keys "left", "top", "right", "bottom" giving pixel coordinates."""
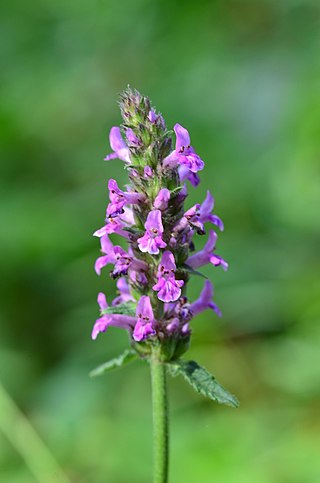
[
  {"left": 106, "top": 179, "right": 144, "bottom": 218},
  {"left": 91, "top": 89, "right": 237, "bottom": 483},
  {"left": 186, "top": 230, "right": 228, "bottom": 270},
  {"left": 133, "top": 296, "right": 156, "bottom": 341},
  {"left": 152, "top": 251, "right": 184, "bottom": 302},
  {"left": 164, "top": 124, "right": 205, "bottom": 173},
  {"left": 137, "top": 210, "right": 167, "bottom": 255},
  {"left": 91, "top": 292, "right": 136, "bottom": 340},
  {"left": 154, "top": 188, "right": 170, "bottom": 210},
  {"left": 94, "top": 234, "right": 148, "bottom": 278},
  {"left": 92, "top": 87, "right": 227, "bottom": 358},
  {"left": 190, "top": 280, "right": 222, "bottom": 317}
]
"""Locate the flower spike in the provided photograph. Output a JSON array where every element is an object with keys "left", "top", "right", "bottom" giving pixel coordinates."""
[{"left": 92, "top": 87, "right": 227, "bottom": 359}]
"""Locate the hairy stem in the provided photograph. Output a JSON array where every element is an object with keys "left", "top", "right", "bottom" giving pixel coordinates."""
[{"left": 151, "top": 350, "right": 169, "bottom": 483}]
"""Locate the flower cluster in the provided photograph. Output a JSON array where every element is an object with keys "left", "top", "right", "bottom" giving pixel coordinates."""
[{"left": 92, "top": 88, "right": 227, "bottom": 361}]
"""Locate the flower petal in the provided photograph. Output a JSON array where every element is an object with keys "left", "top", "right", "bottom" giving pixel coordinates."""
[{"left": 174, "top": 123, "right": 190, "bottom": 151}]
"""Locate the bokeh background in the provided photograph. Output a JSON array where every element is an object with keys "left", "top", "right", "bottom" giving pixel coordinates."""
[{"left": 1, "top": 0, "right": 320, "bottom": 482}]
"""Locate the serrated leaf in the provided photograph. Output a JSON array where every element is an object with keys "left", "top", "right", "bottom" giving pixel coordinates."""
[
  {"left": 101, "top": 302, "right": 137, "bottom": 317},
  {"left": 168, "top": 360, "right": 239, "bottom": 408},
  {"left": 90, "top": 349, "right": 138, "bottom": 377},
  {"left": 183, "top": 265, "right": 208, "bottom": 279}
]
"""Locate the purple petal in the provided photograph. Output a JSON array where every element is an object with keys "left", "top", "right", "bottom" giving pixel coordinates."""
[
  {"left": 109, "top": 127, "right": 127, "bottom": 152},
  {"left": 183, "top": 152, "right": 205, "bottom": 173},
  {"left": 97, "top": 292, "right": 108, "bottom": 311},
  {"left": 145, "top": 210, "right": 164, "bottom": 234},
  {"left": 112, "top": 278, "right": 134, "bottom": 305},
  {"left": 206, "top": 214, "right": 224, "bottom": 231},
  {"left": 95, "top": 255, "right": 112, "bottom": 275},
  {"left": 136, "top": 295, "right": 154, "bottom": 320},
  {"left": 154, "top": 188, "right": 170, "bottom": 210},
  {"left": 100, "top": 234, "right": 114, "bottom": 254},
  {"left": 181, "top": 323, "right": 191, "bottom": 335},
  {"left": 186, "top": 170, "right": 200, "bottom": 186},
  {"left": 174, "top": 123, "right": 191, "bottom": 151},
  {"left": 200, "top": 191, "right": 214, "bottom": 217},
  {"left": 133, "top": 320, "right": 156, "bottom": 342},
  {"left": 160, "top": 250, "right": 177, "bottom": 271},
  {"left": 209, "top": 254, "right": 229, "bottom": 271},
  {"left": 126, "top": 128, "right": 140, "bottom": 146},
  {"left": 166, "top": 318, "right": 180, "bottom": 333},
  {"left": 92, "top": 314, "right": 137, "bottom": 339},
  {"left": 148, "top": 110, "right": 157, "bottom": 123},
  {"left": 186, "top": 230, "right": 217, "bottom": 269},
  {"left": 144, "top": 166, "right": 154, "bottom": 178},
  {"left": 91, "top": 316, "right": 110, "bottom": 340},
  {"left": 137, "top": 233, "right": 167, "bottom": 255},
  {"left": 153, "top": 278, "right": 183, "bottom": 303},
  {"left": 163, "top": 151, "right": 179, "bottom": 169},
  {"left": 93, "top": 225, "right": 109, "bottom": 237},
  {"left": 107, "top": 127, "right": 130, "bottom": 162}
]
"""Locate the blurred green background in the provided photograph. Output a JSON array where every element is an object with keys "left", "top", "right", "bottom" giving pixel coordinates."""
[{"left": 1, "top": 0, "right": 320, "bottom": 482}]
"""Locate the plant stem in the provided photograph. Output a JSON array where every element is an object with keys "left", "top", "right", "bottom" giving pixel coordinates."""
[{"left": 150, "top": 350, "right": 169, "bottom": 483}]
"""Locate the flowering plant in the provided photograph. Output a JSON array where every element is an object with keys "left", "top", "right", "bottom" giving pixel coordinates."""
[{"left": 90, "top": 88, "right": 238, "bottom": 483}]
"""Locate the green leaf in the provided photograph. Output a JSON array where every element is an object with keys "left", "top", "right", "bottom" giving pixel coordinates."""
[
  {"left": 101, "top": 302, "right": 137, "bottom": 317},
  {"left": 170, "top": 185, "right": 184, "bottom": 195},
  {"left": 90, "top": 349, "right": 138, "bottom": 377},
  {"left": 121, "top": 226, "right": 144, "bottom": 236},
  {"left": 168, "top": 360, "right": 239, "bottom": 408},
  {"left": 182, "top": 265, "right": 208, "bottom": 279}
]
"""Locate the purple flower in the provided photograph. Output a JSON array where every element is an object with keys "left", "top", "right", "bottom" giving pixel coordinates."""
[
  {"left": 129, "top": 269, "right": 148, "bottom": 286},
  {"left": 133, "top": 296, "right": 156, "bottom": 342},
  {"left": 166, "top": 317, "right": 180, "bottom": 333},
  {"left": 190, "top": 280, "right": 221, "bottom": 317},
  {"left": 107, "top": 179, "right": 145, "bottom": 218},
  {"left": 94, "top": 235, "right": 115, "bottom": 276},
  {"left": 93, "top": 217, "right": 130, "bottom": 239},
  {"left": 91, "top": 292, "right": 136, "bottom": 340},
  {"left": 153, "top": 251, "right": 184, "bottom": 302},
  {"left": 148, "top": 110, "right": 165, "bottom": 128},
  {"left": 111, "top": 246, "right": 133, "bottom": 278},
  {"left": 148, "top": 110, "right": 158, "bottom": 123},
  {"left": 198, "top": 191, "right": 224, "bottom": 231},
  {"left": 186, "top": 230, "right": 228, "bottom": 270},
  {"left": 112, "top": 278, "right": 134, "bottom": 306},
  {"left": 94, "top": 206, "right": 135, "bottom": 239},
  {"left": 93, "top": 88, "right": 229, "bottom": 357},
  {"left": 179, "top": 165, "right": 200, "bottom": 187},
  {"left": 94, "top": 234, "right": 148, "bottom": 277},
  {"left": 126, "top": 128, "right": 141, "bottom": 147},
  {"left": 144, "top": 166, "right": 154, "bottom": 178},
  {"left": 104, "top": 127, "right": 130, "bottom": 163},
  {"left": 164, "top": 124, "right": 205, "bottom": 173},
  {"left": 173, "top": 204, "right": 205, "bottom": 236},
  {"left": 173, "top": 191, "right": 223, "bottom": 236},
  {"left": 154, "top": 188, "right": 170, "bottom": 210},
  {"left": 137, "top": 210, "right": 167, "bottom": 255}
]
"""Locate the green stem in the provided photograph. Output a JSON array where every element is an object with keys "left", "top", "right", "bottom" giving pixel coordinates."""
[{"left": 151, "top": 350, "right": 169, "bottom": 483}]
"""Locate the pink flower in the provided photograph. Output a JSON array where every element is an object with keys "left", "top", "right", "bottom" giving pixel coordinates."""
[
  {"left": 138, "top": 210, "right": 167, "bottom": 255},
  {"left": 153, "top": 251, "right": 184, "bottom": 303}
]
